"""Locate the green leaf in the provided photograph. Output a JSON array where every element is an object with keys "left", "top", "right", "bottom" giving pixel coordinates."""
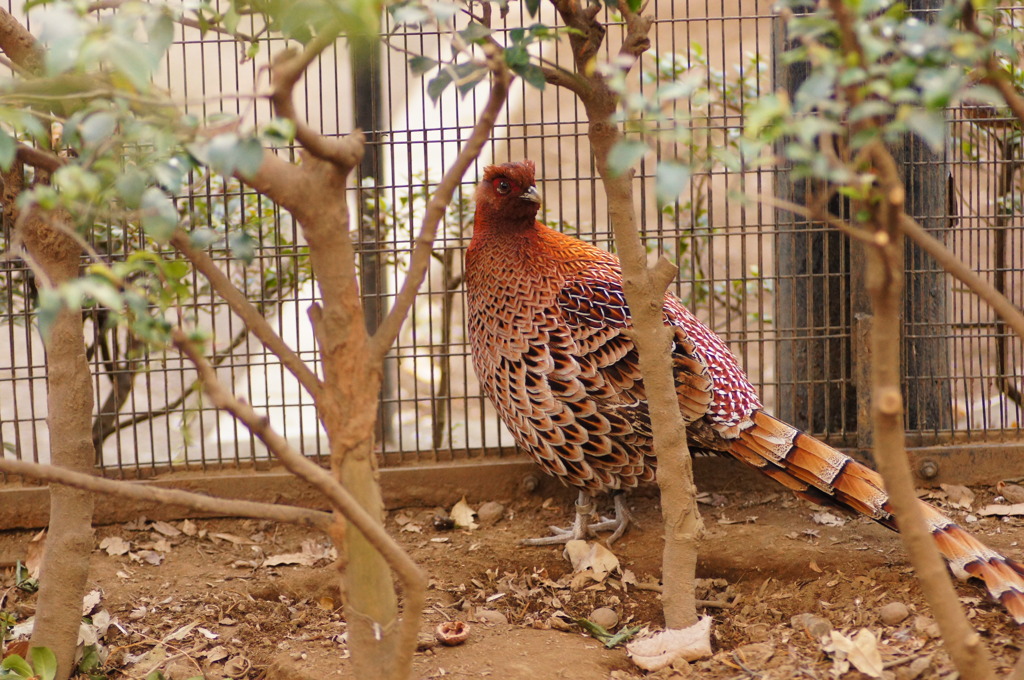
[
  {"left": 262, "top": 118, "right": 296, "bottom": 144},
  {"left": 116, "top": 167, "right": 146, "bottom": 209},
  {"left": 511, "top": 62, "right": 546, "bottom": 90},
  {"left": 607, "top": 139, "right": 647, "bottom": 176},
  {"left": 29, "top": 647, "right": 57, "bottom": 680},
  {"left": 0, "top": 129, "right": 15, "bottom": 171},
  {"left": 79, "top": 111, "right": 118, "bottom": 144},
  {"left": 602, "top": 624, "right": 642, "bottom": 648},
  {"left": 458, "top": 22, "right": 491, "bottom": 44},
  {"left": 427, "top": 70, "right": 453, "bottom": 102},
  {"left": 140, "top": 187, "right": 179, "bottom": 243},
  {"left": 409, "top": 56, "right": 438, "bottom": 76},
  {"left": 144, "top": 671, "right": 167, "bottom": 680},
  {"left": 525, "top": 0, "right": 540, "bottom": 17},
  {"left": 904, "top": 109, "right": 946, "bottom": 153},
  {"left": 1, "top": 654, "right": 34, "bottom": 678},
  {"left": 655, "top": 161, "right": 691, "bottom": 205},
  {"left": 228, "top": 232, "right": 256, "bottom": 265},
  {"left": 189, "top": 228, "right": 219, "bottom": 249},
  {"left": 233, "top": 137, "right": 265, "bottom": 179},
  {"left": 504, "top": 44, "right": 529, "bottom": 68}
]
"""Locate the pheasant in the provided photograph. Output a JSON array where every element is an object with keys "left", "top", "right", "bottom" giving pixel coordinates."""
[{"left": 464, "top": 159, "right": 1024, "bottom": 624}]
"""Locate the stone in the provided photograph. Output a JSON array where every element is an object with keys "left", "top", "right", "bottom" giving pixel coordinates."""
[
  {"left": 476, "top": 501, "right": 505, "bottom": 525},
  {"left": 476, "top": 608, "right": 509, "bottom": 625},
  {"left": 589, "top": 607, "right": 618, "bottom": 629},
  {"left": 790, "top": 613, "right": 832, "bottom": 639},
  {"left": 878, "top": 601, "right": 910, "bottom": 626}
]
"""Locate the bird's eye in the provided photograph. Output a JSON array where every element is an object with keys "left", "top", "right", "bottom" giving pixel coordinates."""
[{"left": 496, "top": 179, "right": 512, "bottom": 195}]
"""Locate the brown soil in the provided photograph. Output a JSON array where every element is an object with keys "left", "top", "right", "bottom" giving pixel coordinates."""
[{"left": 2, "top": 479, "right": 1024, "bottom": 680}]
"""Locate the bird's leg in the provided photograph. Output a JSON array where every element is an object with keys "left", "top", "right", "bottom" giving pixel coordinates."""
[
  {"left": 520, "top": 490, "right": 597, "bottom": 546},
  {"left": 584, "top": 492, "right": 633, "bottom": 545}
]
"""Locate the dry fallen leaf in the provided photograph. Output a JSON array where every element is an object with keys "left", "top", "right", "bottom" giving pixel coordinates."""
[
  {"left": 822, "top": 629, "right": 883, "bottom": 678},
  {"left": 626, "top": 617, "right": 713, "bottom": 670},
  {"left": 81, "top": 589, "right": 102, "bottom": 615},
  {"left": 811, "top": 511, "right": 846, "bottom": 527},
  {"left": 263, "top": 552, "right": 318, "bottom": 567},
  {"left": 150, "top": 520, "right": 182, "bottom": 537},
  {"left": 450, "top": 497, "right": 479, "bottom": 530},
  {"left": 25, "top": 529, "right": 46, "bottom": 578},
  {"left": 978, "top": 503, "right": 1024, "bottom": 517},
  {"left": 564, "top": 540, "right": 620, "bottom": 581},
  {"left": 179, "top": 519, "right": 198, "bottom": 537},
  {"left": 940, "top": 483, "right": 975, "bottom": 509},
  {"left": 99, "top": 536, "right": 130, "bottom": 556}
]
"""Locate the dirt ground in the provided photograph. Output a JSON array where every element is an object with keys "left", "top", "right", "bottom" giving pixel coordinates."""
[{"left": 3, "top": 474, "right": 1024, "bottom": 680}]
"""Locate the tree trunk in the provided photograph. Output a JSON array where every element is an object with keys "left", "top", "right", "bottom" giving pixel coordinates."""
[{"left": 21, "top": 211, "right": 95, "bottom": 680}]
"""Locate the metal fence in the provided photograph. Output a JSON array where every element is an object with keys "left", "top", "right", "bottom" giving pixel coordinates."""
[{"left": 0, "top": 1, "right": 1022, "bottom": 480}]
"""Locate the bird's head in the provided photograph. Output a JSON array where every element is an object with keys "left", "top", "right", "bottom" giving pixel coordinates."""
[{"left": 473, "top": 160, "right": 542, "bottom": 232}]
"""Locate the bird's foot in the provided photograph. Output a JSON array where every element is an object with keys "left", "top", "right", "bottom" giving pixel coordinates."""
[{"left": 520, "top": 493, "right": 633, "bottom": 546}]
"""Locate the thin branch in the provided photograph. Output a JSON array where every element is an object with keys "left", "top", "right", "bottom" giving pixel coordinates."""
[
  {"left": 172, "top": 330, "right": 427, "bottom": 659},
  {"left": 268, "top": 29, "right": 361, "bottom": 168},
  {"left": 0, "top": 457, "right": 332, "bottom": 530},
  {"left": 0, "top": 7, "right": 42, "bottom": 74},
  {"left": 753, "top": 192, "right": 876, "bottom": 245},
  {"left": 369, "top": 44, "right": 511, "bottom": 359},
  {"left": 963, "top": 3, "right": 1024, "bottom": 127},
  {"left": 16, "top": 144, "right": 63, "bottom": 173},
  {"left": 169, "top": 230, "right": 322, "bottom": 397},
  {"left": 898, "top": 213, "right": 1024, "bottom": 345}
]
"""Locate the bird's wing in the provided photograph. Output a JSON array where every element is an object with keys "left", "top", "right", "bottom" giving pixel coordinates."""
[{"left": 556, "top": 270, "right": 715, "bottom": 433}]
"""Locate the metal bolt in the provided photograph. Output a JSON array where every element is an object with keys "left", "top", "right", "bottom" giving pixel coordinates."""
[
  {"left": 918, "top": 459, "right": 939, "bottom": 480},
  {"left": 520, "top": 474, "right": 540, "bottom": 493}
]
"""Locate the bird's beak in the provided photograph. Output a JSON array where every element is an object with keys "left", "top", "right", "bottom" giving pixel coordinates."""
[{"left": 520, "top": 185, "right": 542, "bottom": 204}]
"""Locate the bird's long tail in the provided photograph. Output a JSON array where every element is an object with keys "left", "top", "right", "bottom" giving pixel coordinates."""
[{"left": 726, "top": 409, "right": 1024, "bottom": 625}]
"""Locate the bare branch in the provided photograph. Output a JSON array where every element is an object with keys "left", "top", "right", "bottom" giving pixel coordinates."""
[
  {"left": 898, "top": 213, "right": 1024, "bottom": 345},
  {"left": 172, "top": 330, "right": 427, "bottom": 658},
  {"left": 169, "top": 230, "right": 323, "bottom": 397},
  {"left": 370, "top": 45, "right": 511, "bottom": 359},
  {"left": 0, "top": 7, "right": 42, "bottom": 73},
  {"left": 0, "top": 457, "right": 332, "bottom": 530},
  {"left": 16, "top": 144, "right": 63, "bottom": 172},
  {"left": 268, "top": 31, "right": 363, "bottom": 168}
]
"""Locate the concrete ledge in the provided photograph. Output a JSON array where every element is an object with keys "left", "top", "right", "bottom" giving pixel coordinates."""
[{"left": 1, "top": 444, "right": 1022, "bottom": 530}]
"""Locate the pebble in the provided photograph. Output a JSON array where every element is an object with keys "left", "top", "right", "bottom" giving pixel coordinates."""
[
  {"left": 913, "top": 615, "right": 940, "bottom": 639},
  {"left": 476, "top": 501, "right": 505, "bottom": 525},
  {"left": 790, "top": 613, "right": 832, "bottom": 639},
  {"left": 878, "top": 601, "right": 910, "bottom": 626},
  {"left": 476, "top": 608, "right": 509, "bottom": 625},
  {"left": 589, "top": 607, "right": 618, "bottom": 629}
]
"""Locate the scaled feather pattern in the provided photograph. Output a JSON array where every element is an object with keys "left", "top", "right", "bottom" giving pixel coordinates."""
[{"left": 465, "top": 159, "right": 1024, "bottom": 625}]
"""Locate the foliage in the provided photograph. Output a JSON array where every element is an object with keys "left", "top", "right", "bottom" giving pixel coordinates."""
[
  {"left": 0, "top": 648, "right": 56, "bottom": 680},
  {"left": 743, "top": 0, "right": 1015, "bottom": 194},
  {"left": 602, "top": 44, "right": 773, "bottom": 323}
]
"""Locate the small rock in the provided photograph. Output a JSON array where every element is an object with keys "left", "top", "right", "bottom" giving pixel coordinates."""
[
  {"left": 476, "top": 501, "right": 505, "bottom": 525},
  {"left": 734, "top": 642, "right": 774, "bottom": 668},
  {"left": 879, "top": 601, "right": 910, "bottom": 626},
  {"left": 998, "top": 481, "right": 1024, "bottom": 504},
  {"left": 896, "top": 654, "right": 933, "bottom": 680},
  {"left": 913, "top": 615, "right": 940, "bottom": 639},
  {"left": 790, "top": 613, "right": 832, "bottom": 639},
  {"left": 744, "top": 622, "right": 770, "bottom": 642},
  {"left": 476, "top": 608, "right": 508, "bottom": 625},
  {"left": 589, "top": 607, "right": 618, "bottom": 629}
]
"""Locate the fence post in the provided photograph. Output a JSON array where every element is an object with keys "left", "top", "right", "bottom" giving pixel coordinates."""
[
  {"left": 772, "top": 5, "right": 952, "bottom": 440},
  {"left": 352, "top": 33, "right": 398, "bottom": 446},
  {"left": 772, "top": 12, "right": 858, "bottom": 438},
  {"left": 895, "top": 0, "right": 953, "bottom": 433}
]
